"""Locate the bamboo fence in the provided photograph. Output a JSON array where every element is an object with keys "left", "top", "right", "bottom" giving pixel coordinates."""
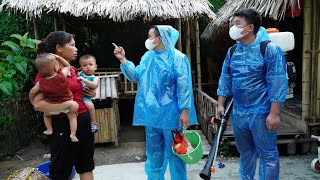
[{"left": 0, "top": 93, "right": 43, "bottom": 158}]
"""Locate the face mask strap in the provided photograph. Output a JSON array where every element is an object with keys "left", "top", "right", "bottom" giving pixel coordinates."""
[{"left": 241, "top": 24, "right": 252, "bottom": 35}]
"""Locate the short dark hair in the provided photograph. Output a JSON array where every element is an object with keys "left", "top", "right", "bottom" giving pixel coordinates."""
[
  {"left": 35, "top": 53, "right": 56, "bottom": 77},
  {"left": 37, "top": 31, "right": 75, "bottom": 54},
  {"left": 150, "top": 25, "right": 160, "bottom": 37},
  {"left": 234, "top": 8, "right": 262, "bottom": 34},
  {"left": 79, "top": 54, "right": 96, "bottom": 65}
]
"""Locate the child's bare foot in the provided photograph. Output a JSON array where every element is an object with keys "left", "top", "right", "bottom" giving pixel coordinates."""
[
  {"left": 70, "top": 134, "right": 79, "bottom": 142},
  {"left": 43, "top": 129, "right": 53, "bottom": 135}
]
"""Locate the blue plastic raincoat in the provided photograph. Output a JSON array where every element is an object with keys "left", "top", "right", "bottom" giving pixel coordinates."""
[
  {"left": 217, "top": 27, "right": 288, "bottom": 180},
  {"left": 120, "top": 25, "right": 197, "bottom": 180}
]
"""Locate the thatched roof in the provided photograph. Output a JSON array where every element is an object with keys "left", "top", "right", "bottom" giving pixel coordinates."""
[
  {"left": 1, "top": 0, "right": 216, "bottom": 22},
  {"left": 201, "top": 0, "right": 301, "bottom": 40}
]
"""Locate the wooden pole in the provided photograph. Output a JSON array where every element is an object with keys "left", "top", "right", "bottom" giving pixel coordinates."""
[
  {"left": 195, "top": 20, "right": 202, "bottom": 90},
  {"left": 33, "top": 17, "right": 40, "bottom": 40},
  {"left": 302, "top": 0, "right": 312, "bottom": 119},
  {"left": 185, "top": 20, "right": 191, "bottom": 63},
  {"left": 176, "top": 19, "right": 182, "bottom": 51},
  {"left": 54, "top": 16, "right": 59, "bottom": 31}
]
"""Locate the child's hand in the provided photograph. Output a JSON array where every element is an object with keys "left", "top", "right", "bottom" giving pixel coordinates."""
[
  {"left": 77, "top": 77, "right": 84, "bottom": 82},
  {"left": 54, "top": 54, "right": 64, "bottom": 61},
  {"left": 68, "top": 101, "right": 79, "bottom": 115}
]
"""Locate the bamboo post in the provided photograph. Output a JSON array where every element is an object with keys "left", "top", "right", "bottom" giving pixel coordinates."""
[
  {"left": 302, "top": 0, "right": 312, "bottom": 119},
  {"left": 185, "top": 20, "right": 191, "bottom": 63},
  {"left": 124, "top": 77, "right": 128, "bottom": 94},
  {"left": 33, "top": 17, "right": 40, "bottom": 40},
  {"left": 195, "top": 20, "right": 202, "bottom": 90},
  {"left": 54, "top": 16, "right": 59, "bottom": 31},
  {"left": 310, "top": 0, "right": 318, "bottom": 118},
  {"left": 176, "top": 18, "right": 182, "bottom": 51},
  {"left": 316, "top": 0, "right": 320, "bottom": 117}
]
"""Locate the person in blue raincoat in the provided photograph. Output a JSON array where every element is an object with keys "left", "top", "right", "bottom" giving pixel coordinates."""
[
  {"left": 113, "top": 25, "right": 197, "bottom": 180},
  {"left": 216, "top": 9, "right": 288, "bottom": 180}
]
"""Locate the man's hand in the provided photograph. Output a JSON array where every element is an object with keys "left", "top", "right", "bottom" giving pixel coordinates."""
[
  {"left": 179, "top": 110, "right": 190, "bottom": 127},
  {"left": 83, "top": 88, "right": 96, "bottom": 98},
  {"left": 211, "top": 105, "right": 225, "bottom": 124},
  {"left": 266, "top": 113, "right": 280, "bottom": 132},
  {"left": 112, "top": 43, "right": 126, "bottom": 63}
]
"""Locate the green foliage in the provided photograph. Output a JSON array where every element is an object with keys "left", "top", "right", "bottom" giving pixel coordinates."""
[
  {"left": 0, "top": 33, "right": 40, "bottom": 98},
  {"left": 0, "top": 11, "right": 34, "bottom": 42},
  {"left": 209, "top": 0, "right": 227, "bottom": 13},
  {"left": 199, "top": 0, "right": 226, "bottom": 34},
  {"left": 0, "top": 6, "right": 54, "bottom": 41}
]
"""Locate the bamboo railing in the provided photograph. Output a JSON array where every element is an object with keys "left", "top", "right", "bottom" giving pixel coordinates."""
[
  {"left": 194, "top": 88, "right": 218, "bottom": 120},
  {"left": 94, "top": 68, "right": 138, "bottom": 95},
  {"left": 194, "top": 88, "right": 218, "bottom": 141}
]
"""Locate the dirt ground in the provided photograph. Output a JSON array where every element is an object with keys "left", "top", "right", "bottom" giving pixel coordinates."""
[
  {"left": 0, "top": 125, "right": 147, "bottom": 179},
  {"left": 0, "top": 140, "right": 147, "bottom": 179},
  {"left": 1, "top": 125, "right": 319, "bottom": 179},
  {"left": 2, "top": 140, "right": 320, "bottom": 180}
]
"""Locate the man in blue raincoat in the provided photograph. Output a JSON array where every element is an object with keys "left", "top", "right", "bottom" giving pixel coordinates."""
[
  {"left": 113, "top": 25, "right": 197, "bottom": 180},
  {"left": 216, "top": 9, "right": 288, "bottom": 179}
]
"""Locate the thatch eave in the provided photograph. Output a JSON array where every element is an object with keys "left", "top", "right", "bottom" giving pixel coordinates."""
[{"left": 1, "top": 0, "right": 216, "bottom": 22}]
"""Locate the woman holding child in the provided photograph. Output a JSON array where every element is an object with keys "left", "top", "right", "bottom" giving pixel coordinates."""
[{"left": 31, "top": 31, "right": 95, "bottom": 180}]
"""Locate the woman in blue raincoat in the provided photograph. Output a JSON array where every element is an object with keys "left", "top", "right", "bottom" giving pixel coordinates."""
[
  {"left": 216, "top": 9, "right": 288, "bottom": 180},
  {"left": 113, "top": 25, "right": 197, "bottom": 180}
]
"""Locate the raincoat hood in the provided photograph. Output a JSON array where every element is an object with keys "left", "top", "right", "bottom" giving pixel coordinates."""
[{"left": 157, "top": 25, "right": 179, "bottom": 50}]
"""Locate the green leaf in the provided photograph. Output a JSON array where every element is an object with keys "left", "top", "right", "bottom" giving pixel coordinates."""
[
  {"left": 14, "top": 55, "right": 24, "bottom": 62},
  {"left": 8, "top": 79, "right": 18, "bottom": 93},
  {"left": 3, "top": 73, "right": 12, "bottom": 78},
  {"left": 10, "top": 34, "right": 23, "bottom": 41},
  {"left": 23, "top": 32, "right": 29, "bottom": 37},
  {"left": 32, "top": 39, "right": 41, "bottom": 44},
  {"left": 14, "top": 61, "right": 27, "bottom": 74},
  {"left": 0, "top": 63, "right": 6, "bottom": 68},
  {"left": 0, "top": 50, "right": 13, "bottom": 56},
  {"left": 26, "top": 42, "right": 35, "bottom": 49},
  {"left": 0, "top": 81, "right": 12, "bottom": 96},
  {"left": 20, "top": 35, "right": 28, "bottom": 47},
  {"left": 5, "top": 55, "right": 14, "bottom": 63},
  {"left": 6, "top": 69, "right": 16, "bottom": 75},
  {"left": 1, "top": 41, "right": 21, "bottom": 54}
]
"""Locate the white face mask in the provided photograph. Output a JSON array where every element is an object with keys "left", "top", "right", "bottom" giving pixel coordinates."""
[
  {"left": 229, "top": 25, "right": 249, "bottom": 40},
  {"left": 145, "top": 38, "right": 158, "bottom": 51}
]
